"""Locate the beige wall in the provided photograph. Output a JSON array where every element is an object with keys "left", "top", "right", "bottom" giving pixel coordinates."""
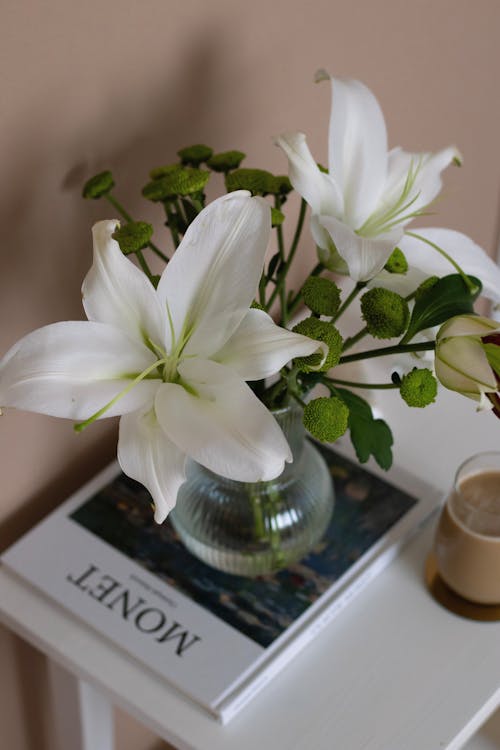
[{"left": 1, "top": 1, "right": 499, "bottom": 748}]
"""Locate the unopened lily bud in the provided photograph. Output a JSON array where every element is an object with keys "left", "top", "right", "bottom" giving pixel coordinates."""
[{"left": 435, "top": 314, "right": 500, "bottom": 414}]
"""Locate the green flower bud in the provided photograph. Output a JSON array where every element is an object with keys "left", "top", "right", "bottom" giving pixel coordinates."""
[
  {"left": 250, "top": 300, "right": 266, "bottom": 311},
  {"left": 360, "top": 287, "right": 410, "bottom": 339},
  {"left": 149, "top": 163, "right": 183, "bottom": 180},
  {"left": 302, "top": 277, "right": 341, "bottom": 317},
  {"left": 271, "top": 207, "right": 285, "bottom": 227},
  {"left": 270, "top": 175, "right": 293, "bottom": 196},
  {"left": 207, "top": 150, "right": 246, "bottom": 173},
  {"left": 82, "top": 170, "right": 114, "bottom": 199},
  {"left": 292, "top": 318, "right": 342, "bottom": 372},
  {"left": 142, "top": 167, "right": 210, "bottom": 201},
  {"left": 225, "top": 168, "right": 275, "bottom": 195},
  {"left": 399, "top": 368, "right": 437, "bottom": 408},
  {"left": 112, "top": 222, "right": 153, "bottom": 255},
  {"left": 303, "top": 396, "right": 349, "bottom": 442},
  {"left": 384, "top": 247, "right": 408, "bottom": 274},
  {"left": 177, "top": 144, "right": 213, "bottom": 166}
]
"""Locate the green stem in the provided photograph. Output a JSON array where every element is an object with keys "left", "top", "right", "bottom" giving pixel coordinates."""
[
  {"left": 342, "top": 326, "right": 369, "bottom": 351},
  {"left": 275, "top": 197, "right": 288, "bottom": 324},
  {"left": 135, "top": 250, "right": 154, "bottom": 280},
  {"left": 331, "top": 281, "right": 366, "bottom": 324},
  {"left": 340, "top": 341, "right": 435, "bottom": 364},
  {"left": 249, "top": 489, "right": 266, "bottom": 539},
  {"left": 291, "top": 391, "right": 307, "bottom": 409},
  {"left": 106, "top": 193, "right": 133, "bottom": 222},
  {"left": 266, "top": 198, "right": 307, "bottom": 313},
  {"left": 405, "top": 231, "right": 479, "bottom": 295},
  {"left": 164, "top": 203, "right": 181, "bottom": 248},
  {"left": 259, "top": 272, "right": 267, "bottom": 307},
  {"left": 106, "top": 194, "right": 168, "bottom": 263}
]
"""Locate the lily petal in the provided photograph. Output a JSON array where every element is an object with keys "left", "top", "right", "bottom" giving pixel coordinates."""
[
  {"left": 328, "top": 77, "right": 388, "bottom": 227},
  {"left": 438, "top": 315, "right": 499, "bottom": 339},
  {"left": 435, "top": 337, "right": 497, "bottom": 393},
  {"left": 274, "top": 132, "right": 343, "bottom": 217},
  {"left": 399, "top": 228, "right": 500, "bottom": 306},
  {"left": 155, "top": 359, "right": 291, "bottom": 482},
  {"left": 384, "top": 147, "right": 460, "bottom": 220},
  {"left": 82, "top": 221, "right": 167, "bottom": 351},
  {"left": 319, "top": 215, "right": 402, "bottom": 281},
  {"left": 369, "top": 267, "right": 428, "bottom": 296},
  {"left": 156, "top": 192, "right": 271, "bottom": 358},
  {"left": 213, "top": 308, "right": 327, "bottom": 380},
  {"left": 118, "top": 408, "right": 187, "bottom": 523},
  {"left": 0, "top": 321, "right": 158, "bottom": 419}
]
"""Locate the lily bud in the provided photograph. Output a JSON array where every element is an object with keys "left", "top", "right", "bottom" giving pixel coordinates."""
[{"left": 435, "top": 314, "right": 500, "bottom": 415}]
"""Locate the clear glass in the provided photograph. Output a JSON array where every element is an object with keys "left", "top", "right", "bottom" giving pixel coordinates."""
[
  {"left": 433, "top": 451, "right": 500, "bottom": 604},
  {"left": 170, "top": 404, "right": 334, "bottom": 577}
]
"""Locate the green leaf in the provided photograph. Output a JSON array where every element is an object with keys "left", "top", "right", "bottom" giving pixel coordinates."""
[
  {"left": 335, "top": 388, "right": 393, "bottom": 469},
  {"left": 402, "top": 274, "right": 482, "bottom": 343}
]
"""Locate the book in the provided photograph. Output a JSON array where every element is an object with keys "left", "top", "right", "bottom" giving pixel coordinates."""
[{"left": 1, "top": 443, "right": 439, "bottom": 723}]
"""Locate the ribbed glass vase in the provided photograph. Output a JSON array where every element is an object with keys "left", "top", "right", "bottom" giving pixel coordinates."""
[{"left": 170, "top": 403, "right": 334, "bottom": 577}]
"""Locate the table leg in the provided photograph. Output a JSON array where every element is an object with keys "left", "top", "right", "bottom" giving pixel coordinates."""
[{"left": 48, "top": 660, "right": 114, "bottom": 750}]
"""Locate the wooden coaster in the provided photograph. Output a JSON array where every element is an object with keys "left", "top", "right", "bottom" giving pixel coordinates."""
[{"left": 425, "top": 554, "right": 500, "bottom": 622}]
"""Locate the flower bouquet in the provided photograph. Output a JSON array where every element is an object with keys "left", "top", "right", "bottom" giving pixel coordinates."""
[{"left": 1, "top": 72, "right": 499, "bottom": 571}]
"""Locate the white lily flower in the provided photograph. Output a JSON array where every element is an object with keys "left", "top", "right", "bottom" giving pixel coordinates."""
[
  {"left": 0, "top": 192, "right": 326, "bottom": 522},
  {"left": 368, "top": 229, "right": 500, "bottom": 319},
  {"left": 435, "top": 314, "right": 500, "bottom": 412},
  {"left": 275, "top": 73, "right": 460, "bottom": 282}
]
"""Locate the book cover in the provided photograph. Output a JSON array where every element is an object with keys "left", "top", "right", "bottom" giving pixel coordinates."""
[{"left": 1, "top": 444, "right": 439, "bottom": 723}]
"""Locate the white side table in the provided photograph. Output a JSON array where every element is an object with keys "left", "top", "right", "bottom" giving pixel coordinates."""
[{"left": 1, "top": 389, "right": 499, "bottom": 750}]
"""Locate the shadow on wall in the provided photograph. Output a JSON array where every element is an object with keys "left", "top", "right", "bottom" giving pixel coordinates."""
[
  {"left": 1, "top": 34, "right": 244, "bottom": 750},
  {"left": 0, "top": 32, "right": 236, "bottom": 536}
]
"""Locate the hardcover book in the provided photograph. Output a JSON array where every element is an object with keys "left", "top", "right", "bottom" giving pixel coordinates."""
[{"left": 1, "top": 443, "right": 439, "bottom": 723}]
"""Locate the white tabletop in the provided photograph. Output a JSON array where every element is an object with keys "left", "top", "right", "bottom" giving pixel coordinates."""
[{"left": 0, "top": 386, "right": 499, "bottom": 750}]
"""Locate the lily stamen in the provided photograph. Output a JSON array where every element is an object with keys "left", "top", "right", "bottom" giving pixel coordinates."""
[{"left": 74, "top": 357, "right": 167, "bottom": 433}]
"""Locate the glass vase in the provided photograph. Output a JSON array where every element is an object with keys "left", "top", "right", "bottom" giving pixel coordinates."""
[{"left": 170, "top": 403, "right": 334, "bottom": 577}]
